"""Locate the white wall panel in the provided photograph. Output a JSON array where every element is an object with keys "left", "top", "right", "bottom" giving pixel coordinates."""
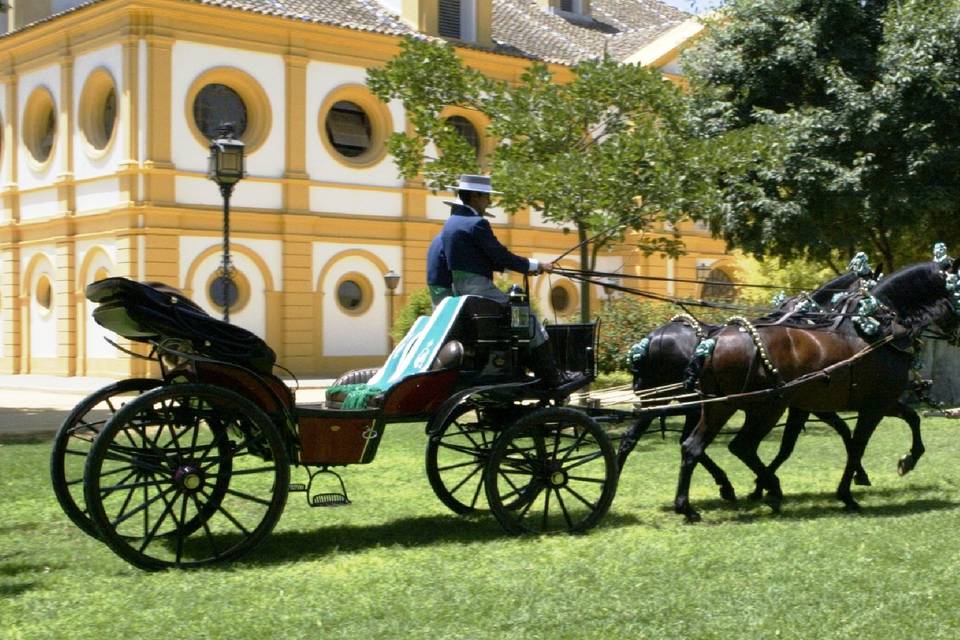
[
  {"left": 317, "top": 253, "right": 392, "bottom": 356},
  {"left": 76, "top": 178, "right": 122, "bottom": 214},
  {"left": 21, "top": 248, "right": 57, "bottom": 359},
  {"left": 175, "top": 176, "right": 283, "bottom": 210},
  {"left": 171, "top": 42, "right": 286, "bottom": 177},
  {"left": 19, "top": 188, "right": 60, "bottom": 221},
  {"left": 305, "top": 61, "right": 405, "bottom": 187},
  {"left": 309, "top": 186, "right": 402, "bottom": 217},
  {"left": 312, "top": 242, "right": 403, "bottom": 293}
]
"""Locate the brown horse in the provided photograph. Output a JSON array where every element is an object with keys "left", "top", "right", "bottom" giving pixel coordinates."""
[{"left": 675, "top": 260, "right": 960, "bottom": 521}]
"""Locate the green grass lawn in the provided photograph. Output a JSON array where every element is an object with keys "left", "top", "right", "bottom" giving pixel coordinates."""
[{"left": 3, "top": 413, "right": 960, "bottom": 639}]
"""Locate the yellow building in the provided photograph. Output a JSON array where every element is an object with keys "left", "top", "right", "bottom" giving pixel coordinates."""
[{"left": 0, "top": 0, "right": 730, "bottom": 377}]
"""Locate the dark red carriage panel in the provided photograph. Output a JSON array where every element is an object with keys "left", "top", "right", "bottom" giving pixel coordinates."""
[
  {"left": 380, "top": 369, "right": 459, "bottom": 417},
  {"left": 194, "top": 361, "right": 294, "bottom": 413},
  {"left": 298, "top": 416, "right": 383, "bottom": 465}
]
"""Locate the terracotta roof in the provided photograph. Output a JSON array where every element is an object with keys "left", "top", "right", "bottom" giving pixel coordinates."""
[{"left": 3, "top": 0, "right": 690, "bottom": 65}]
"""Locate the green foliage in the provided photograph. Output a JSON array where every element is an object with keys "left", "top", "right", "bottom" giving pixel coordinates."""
[
  {"left": 732, "top": 253, "right": 839, "bottom": 308},
  {"left": 686, "top": 0, "right": 960, "bottom": 271},
  {"left": 369, "top": 37, "right": 715, "bottom": 319},
  {"left": 390, "top": 287, "right": 434, "bottom": 342},
  {"left": 594, "top": 298, "right": 688, "bottom": 373},
  {"left": 8, "top": 420, "right": 960, "bottom": 638}
]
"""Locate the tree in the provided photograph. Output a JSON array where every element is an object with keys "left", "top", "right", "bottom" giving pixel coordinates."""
[
  {"left": 685, "top": 0, "right": 960, "bottom": 271},
  {"left": 368, "top": 37, "right": 709, "bottom": 320}
]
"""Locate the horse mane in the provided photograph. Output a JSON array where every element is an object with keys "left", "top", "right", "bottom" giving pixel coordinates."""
[
  {"left": 870, "top": 262, "right": 952, "bottom": 328},
  {"left": 809, "top": 271, "right": 860, "bottom": 306}
]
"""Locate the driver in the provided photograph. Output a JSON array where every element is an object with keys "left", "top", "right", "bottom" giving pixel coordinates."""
[{"left": 440, "top": 174, "right": 566, "bottom": 387}]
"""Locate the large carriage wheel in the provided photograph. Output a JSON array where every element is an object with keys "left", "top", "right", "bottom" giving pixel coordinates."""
[
  {"left": 50, "top": 378, "right": 163, "bottom": 539},
  {"left": 83, "top": 383, "right": 289, "bottom": 570},
  {"left": 425, "top": 403, "right": 498, "bottom": 515},
  {"left": 484, "top": 407, "right": 618, "bottom": 535}
]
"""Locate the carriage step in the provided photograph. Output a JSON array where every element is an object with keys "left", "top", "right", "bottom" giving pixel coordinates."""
[
  {"left": 310, "top": 492, "right": 351, "bottom": 507},
  {"left": 288, "top": 483, "right": 308, "bottom": 492}
]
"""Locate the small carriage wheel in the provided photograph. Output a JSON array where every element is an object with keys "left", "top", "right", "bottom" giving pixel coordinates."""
[
  {"left": 83, "top": 383, "right": 290, "bottom": 570},
  {"left": 425, "top": 403, "right": 498, "bottom": 515},
  {"left": 484, "top": 407, "right": 618, "bottom": 535},
  {"left": 50, "top": 378, "right": 163, "bottom": 539}
]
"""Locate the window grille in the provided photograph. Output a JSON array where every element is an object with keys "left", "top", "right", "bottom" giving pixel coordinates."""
[{"left": 438, "top": 0, "right": 461, "bottom": 38}]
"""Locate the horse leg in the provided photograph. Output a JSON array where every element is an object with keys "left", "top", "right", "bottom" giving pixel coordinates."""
[
  {"left": 675, "top": 403, "right": 736, "bottom": 522},
  {"left": 728, "top": 405, "right": 786, "bottom": 512},
  {"left": 749, "top": 407, "right": 806, "bottom": 501},
  {"left": 836, "top": 410, "right": 883, "bottom": 511},
  {"left": 680, "top": 410, "right": 737, "bottom": 502},
  {"left": 814, "top": 411, "right": 871, "bottom": 486},
  {"left": 617, "top": 415, "right": 654, "bottom": 472},
  {"left": 892, "top": 401, "right": 924, "bottom": 476}
]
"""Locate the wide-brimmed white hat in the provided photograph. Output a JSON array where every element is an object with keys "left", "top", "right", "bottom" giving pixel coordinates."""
[{"left": 447, "top": 174, "right": 502, "bottom": 195}]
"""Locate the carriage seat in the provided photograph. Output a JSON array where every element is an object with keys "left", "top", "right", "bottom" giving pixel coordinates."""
[{"left": 86, "top": 277, "right": 277, "bottom": 374}]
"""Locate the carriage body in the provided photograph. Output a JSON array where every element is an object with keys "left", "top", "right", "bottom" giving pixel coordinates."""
[{"left": 52, "top": 278, "right": 616, "bottom": 570}]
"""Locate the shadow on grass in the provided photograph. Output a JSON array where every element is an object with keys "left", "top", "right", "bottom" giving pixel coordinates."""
[
  {"left": 660, "top": 484, "right": 960, "bottom": 524},
  {"left": 228, "top": 511, "right": 643, "bottom": 568},
  {"left": 0, "top": 582, "right": 37, "bottom": 597}
]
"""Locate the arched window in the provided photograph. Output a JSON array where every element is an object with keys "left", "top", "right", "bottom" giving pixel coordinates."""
[{"left": 447, "top": 115, "right": 480, "bottom": 158}]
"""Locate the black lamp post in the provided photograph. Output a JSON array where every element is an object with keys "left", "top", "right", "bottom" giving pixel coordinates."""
[
  {"left": 207, "top": 123, "right": 245, "bottom": 322},
  {"left": 384, "top": 270, "right": 400, "bottom": 347}
]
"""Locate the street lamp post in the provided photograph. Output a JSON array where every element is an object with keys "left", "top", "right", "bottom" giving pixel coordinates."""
[
  {"left": 384, "top": 270, "right": 400, "bottom": 347},
  {"left": 207, "top": 123, "right": 246, "bottom": 322}
]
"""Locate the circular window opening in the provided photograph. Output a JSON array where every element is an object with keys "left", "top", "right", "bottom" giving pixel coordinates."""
[
  {"left": 325, "top": 101, "right": 372, "bottom": 158},
  {"left": 193, "top": 83, "right": 248, "bottom": 141},
  {"left": 206, "top": 270, "right": 250, "bottom": 314},
  {"left": 550, "top": 284, "right": 574, "bottom": 314},
  {"left": 447, "top": 115, "right": 480, "bottom": 158},
  {"left": 79, "top": 69, "right": 119, "bottom": 153},
  {"left": 36, "top": 274, "right": 54, "bottom": 312},
  {"left": 334, "top": 272, "right": 374, "bottom": 316},
  {"left": 23, "top": 88, "right": 57, "bottom": 165}
]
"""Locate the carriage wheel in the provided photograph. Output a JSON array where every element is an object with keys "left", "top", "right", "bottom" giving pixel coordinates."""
[
  {"left": 50, "top": 378, "right": 163, "bottom": 539},
  {"left": 83, "top": 383, "right": 289, "bottom": 570},
  {"left": 425, "top": 403, "right": 498, "bottom": 515},
  {"left": 484, "top": 407, "right": 618, "bottom": 535}
]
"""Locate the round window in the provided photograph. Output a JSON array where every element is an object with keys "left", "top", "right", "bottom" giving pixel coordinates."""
[
  {"left": 550, "top": 285, "right": 571, "bottom": 313},
  {"left": 23, "top": 88, "right": 57, "bottom": 164},
  {"left": 193, "top": 83, "right": 248, "bottom": 141},
  {"left": 447, "top": 115, "right": 480, "bottom": 157},
  {"left": 36, "top": 274, "right": 53, "bottom": 311},
  {"left": 206, "top": 270, "right": 250, "bottom": 313},
  {"left": 79, "top": 69, "right": 119, "bottom": 153},
  {"left": 325, "top": 101, "right": 372, "bottom": 158},
  {"left": 338, "top": 279, "right": 363, "bottom": 310}
]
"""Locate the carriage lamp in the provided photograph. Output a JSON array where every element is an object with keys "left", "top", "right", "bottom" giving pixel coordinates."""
[
  {"left": 384, "top": 270, "right": 401, "bottom": 347},
  {"left": 208, "top": 123, "right": 246, "bottom": 322},
  {"left": 602, "top": 277, "right": 619, "bottom": 300},
  {"left": 695, "top": 261, "right": 712, "bottom": 282}
]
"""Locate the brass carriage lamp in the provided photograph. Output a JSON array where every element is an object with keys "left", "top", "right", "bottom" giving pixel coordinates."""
[
  {"left": 207, "top": 124, "right": 246, "bottom": 323},
  {"left": 696, "top": 261, "right": 711, "bottom": 282},
  {"left": 384, "top": 270, "right": 401, "bottom": 348},
  {"left": 602, "top": 277, "right": 619, "bottom": 300}
]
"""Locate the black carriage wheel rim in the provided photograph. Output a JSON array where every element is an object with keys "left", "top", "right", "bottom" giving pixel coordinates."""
[
  {"left": 426, "top": 406, "right": 496, "bottom": 515},
  {"left": 50, "top": 378, "right": 162, "bottom": 539},
  {"left": 84, "top": 384, "right": 288, "bottom": 570},
  {"left": 486, "top": 410, "right": 616, "bottom": 535}
]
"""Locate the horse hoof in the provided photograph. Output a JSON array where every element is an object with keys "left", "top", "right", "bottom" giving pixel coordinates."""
[
  {"left": 765, "top": 496, "right": 783, "bottom": 514},
  {"left": 719, "top": 485, "right": 737, "bottom": 503},
  {"left": 854, "top": 472, "right": 872, "bottom": 487},
  {"left": 898, "top": 454, "right": 916, "bottom": 476},
  {"left": 684, "top": 510, "right": 702, "bottom": 524},
  {"left": 747, "top": 489, "right": 763, "bottom": 502}
]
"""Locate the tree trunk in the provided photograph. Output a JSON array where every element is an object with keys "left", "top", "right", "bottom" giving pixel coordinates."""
[{"left": 579, "top": 223, "right": 591, "bottom": 322}]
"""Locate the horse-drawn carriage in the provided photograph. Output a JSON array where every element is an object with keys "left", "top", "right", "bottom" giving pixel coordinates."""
[
  {"left": 51, "top": 277, "right": 619, "bottom": 570},
  {"left": 51, "top": 247, "right": 960, "bottom": 569}
]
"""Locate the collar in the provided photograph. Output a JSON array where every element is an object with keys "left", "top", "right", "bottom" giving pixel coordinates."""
[{"left": 444, "top": 200, "right": 492, "bottom": 218}]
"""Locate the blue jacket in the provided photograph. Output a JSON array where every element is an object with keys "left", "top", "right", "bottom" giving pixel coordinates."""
[
  {"left": 441, "top": 203, "right": 530, "bottom": 279},
  {"left": 426, "top": 235, "right": 452, "bottom": 287}
]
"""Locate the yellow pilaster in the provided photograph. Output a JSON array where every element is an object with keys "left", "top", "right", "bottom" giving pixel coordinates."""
[
  {"left": 144, "top": 34, "right": 174, "bottom": 204},
  {"left": 283, "top": 216, "right": 314, "bottom": 373},
  {"left": 119, "top": 25, "right": 142, "bottom": 204},
  {"left": 56, "top": 52, "right": 76, "bottom": 216},
  {"left": 0, "top": 244, "right": 21, "bottom": 374},
  {"left": 284, "top": 52, "right": 309, "bottom": 213},
  {"left": 55, "top": 240, "right": 77, "bottom": 375}
]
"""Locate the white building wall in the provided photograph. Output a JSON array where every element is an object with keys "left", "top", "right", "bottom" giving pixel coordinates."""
[
  {"left": 76, "top": 240, "right": 118, "bottom": 358},
  {"left": 175, "top": 176, "right": 284, "bottom": 210},
  {"left": 19, "top": 189, "right": 60, "bottom": 221},
  {"left": 17, "top": 64, "right": 62, "bottom": 190},
  {"left": 313, "top": 242, "right": 403, "bottom": 357},
  {"left": 72, "top": 44, "right": 124, "bottom": 182},
  {"left": 75, "top": 178, "right": 122, "bottom": 214},
  {"left": 305, "top": 61, "right": 406, "bottom": 189},
  {"left": 309, "top": 186, "right": 403, "bottom": 217},
  {"left": 170, "top": 42, "right": 286, "bottom": 178}
]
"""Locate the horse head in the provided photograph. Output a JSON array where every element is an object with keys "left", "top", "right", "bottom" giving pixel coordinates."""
[{"left": 870, "top": 260, "right": 960, "bottom": 337}]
